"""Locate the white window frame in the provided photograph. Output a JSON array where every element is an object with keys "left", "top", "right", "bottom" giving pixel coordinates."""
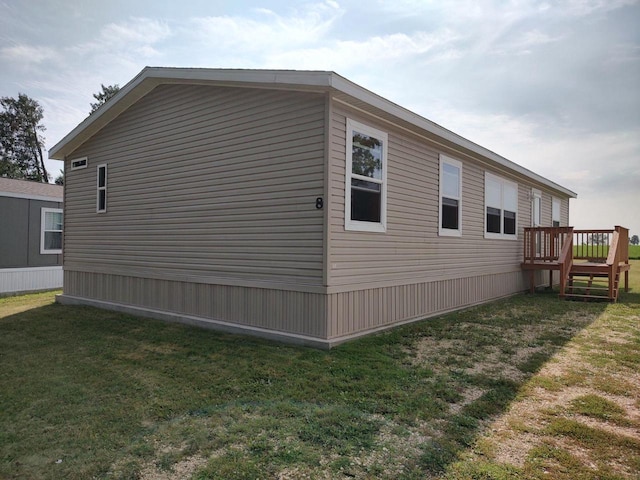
[
  {"left": 531, "top": 189, "right": 542, "bottom": 227},
  {"left": 40, "top": 207, "right": 63, "bottom": 254},
  {"left": 552, "top": 197, "right": 561, "bottom": 227},
  {"left": 97, "top": 164, "right": 107, "bottom": 213},
  {"left": 70, "top": 156, "right": 88, "bottom": 171},
  {"left": 439, "top": 155, "right": 462, "bottom": 237},
  {"left": 484, "top": 172, "right": 518, "bottom": 240},
  {"left": 344, "top": 119, "right": 388, "bottom": 233}
]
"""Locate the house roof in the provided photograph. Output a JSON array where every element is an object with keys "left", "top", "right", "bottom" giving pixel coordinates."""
[
  {"left": 49, "top": 67, "right": 577, "bottom": 198},
  {"left": 0, "top": 177, "right": 63, "bottom": 202}
]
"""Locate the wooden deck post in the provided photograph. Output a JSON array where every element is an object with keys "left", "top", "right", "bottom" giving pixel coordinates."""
[{"left": 530, "top": 270, "right": 535, "bottom": 294}]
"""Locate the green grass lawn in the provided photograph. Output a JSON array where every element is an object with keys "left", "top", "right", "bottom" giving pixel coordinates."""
[
  {"left": 1, "top": 262, "right": 638, "bottom": 479},
  {"left": 573, "top": 245, "right": 640, "bottom": 260},
  {"left": 573, "top": 244, "right": 640, "bottom": 259}
]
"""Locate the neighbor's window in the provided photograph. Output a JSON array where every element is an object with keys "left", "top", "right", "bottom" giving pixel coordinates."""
[
  {"left": 552, "top": 198, "right": 561, "bottom": 227},
  {"left": 439, "top": 155, "right": 462, "bottom": 236},
  {"left": 97, "top": 164, "right": 107, "bottom": 213},
  {"left": 41, "top": 208, "right": 63, "bottom": 254},
  {"left": 345, "top": 119, "right": 387, "bottom": 232},
  {"left": 485, "top": 172, "right": 518, "bottom": 239}
]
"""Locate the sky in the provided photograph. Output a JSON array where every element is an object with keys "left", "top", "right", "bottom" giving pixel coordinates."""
[{"left": 1, "top": 0, "right": 639, "bottom": 236}]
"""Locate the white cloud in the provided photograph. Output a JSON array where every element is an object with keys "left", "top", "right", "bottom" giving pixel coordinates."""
[
  {"left": 188, "top": 2, "right": 342, "bottom": 56},
  {"left": 70, "top": 17, "right": 171, "bottom": 59},
  {"left": 0, "top": 44, "right": 58, "bottom": 66},
  {"left": 559, "top": 0, "right": 640, "bottom": 16},
  {"left": 263, "top": 29, "right": 460, "bottom": 70}
]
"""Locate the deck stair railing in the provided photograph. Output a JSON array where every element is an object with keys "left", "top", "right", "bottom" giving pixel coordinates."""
[{"left": 522, "top": 226, "right": 630, "bottom": 302}]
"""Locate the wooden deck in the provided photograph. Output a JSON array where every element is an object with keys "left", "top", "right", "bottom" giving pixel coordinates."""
[{"left": 521, "top": 226, "right": 631, "bottom": 302}]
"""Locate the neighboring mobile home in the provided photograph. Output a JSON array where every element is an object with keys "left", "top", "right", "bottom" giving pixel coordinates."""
[
  {"left": 49, "top": 67, "right": 576, "bottom": 347},
  {"left": 0, "top": 178, "right": 63, "bottom": 295}
]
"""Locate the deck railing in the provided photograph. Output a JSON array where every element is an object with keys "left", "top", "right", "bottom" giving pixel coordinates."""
[
  {"left": 523, "top": 227, "right": 573, "bottom": 263},
  {"left": 523, "top": 226, "right": 630, "bottom": 301},
  {"left": 573, "top": 229, "right": 613, "bottom": 262}
]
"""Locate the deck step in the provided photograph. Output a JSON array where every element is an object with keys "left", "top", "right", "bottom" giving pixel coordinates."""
[
  {"left": 562, "top": 294, "right": 614, "bottom": 302},
  {"left": 567, "top": 286, "right": 611, "bottom": 292}
]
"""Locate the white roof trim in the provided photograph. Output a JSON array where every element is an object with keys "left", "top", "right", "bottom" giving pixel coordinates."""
[{"left": 49, "top": 67, "right": 577, "bottom": 198}]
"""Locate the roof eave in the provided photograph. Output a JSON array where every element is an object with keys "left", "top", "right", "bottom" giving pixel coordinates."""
[
  {"left": 49, "top": 67, "right": 577, "bottom": 198},
  {"left": 328, "top": 72, "right": 578, "bottom": 198},
  {"left": 48, "top": 67, "right": 335, "bottom": 159}
]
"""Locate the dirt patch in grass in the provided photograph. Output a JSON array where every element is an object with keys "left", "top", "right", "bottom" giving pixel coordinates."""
[
  {"left": 450, "top": 387, "right": 486, "bottom": 414},
  {"left": 448, "top": 288, "right": 640, "bottom": 479},
  {"left": 139, "top": 453, "right": 208, "bottom": 480}
]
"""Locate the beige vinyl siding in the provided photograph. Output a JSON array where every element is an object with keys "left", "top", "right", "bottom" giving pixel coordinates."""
[
  {"left": 561, "top": 197, "right": 570, "bottom": 226},
  {"left": 64, "top": 85, "right": 326, "bottom": 288},
  {"left": 64, "top": 271, "right": 327, "bottom": 338},
  {"left": 326, "top": 270, "right": 527, "bottom": 339},
  {"left": 328, "top": 103, "right": 531, "bottom": 290}
]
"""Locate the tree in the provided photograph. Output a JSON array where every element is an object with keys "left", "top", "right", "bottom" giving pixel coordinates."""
[
  {"left": 90, "top": 84, "right": 120, "bottom": 114},
  {"left": 0, "top": 93, "right": 48, "bottom": 182},
  {"left": 54, "top": 169, "right": 64, "bottom": 186},
  {"left": 352, "top": 133, "right": 382, "bottom": 178},
  {"left": 589, "top": 233, "right": 608, "bottom": 245},
  {"left": 631, "top": 235, "right": 639, "bottom": 246}
]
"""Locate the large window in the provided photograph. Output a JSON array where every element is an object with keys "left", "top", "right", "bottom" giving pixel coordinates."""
[
  {"left": 439, "top": 155, "right": 462, "bottom": 236},
  {"left": 97, "top": 164, "right": 107, "bottom": 213},
  {"left": 345, "top": 119, "right": 387, "bottom": 232},
  {"left": 485, "top": 173, "right": 518, "bottom": 239},
  {"left": 552, "top": 198, "right": 561, "bottom": 227},
  {"left": 41, "top": 208, "right": 63, "bottom": 254}
]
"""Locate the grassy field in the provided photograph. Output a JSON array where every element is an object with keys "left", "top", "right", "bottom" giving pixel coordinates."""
[
  {"left": 574, "top": 244, "right": 640, "bottom": 259},
  {"left": 1, "top": 262, "right": 638, "bottom": 479}
]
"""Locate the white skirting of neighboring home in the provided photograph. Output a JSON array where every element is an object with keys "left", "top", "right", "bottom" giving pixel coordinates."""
[{"left": 0, "top": 266, "right": 63, "bottom": 295}]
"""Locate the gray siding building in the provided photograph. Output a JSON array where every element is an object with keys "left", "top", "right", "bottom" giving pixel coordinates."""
[
  {"left": 49, "top": 68, "right": 576, "bottom": 347},
  {"left": 0, "top": 178, "right": 63, "bottom": 295}
]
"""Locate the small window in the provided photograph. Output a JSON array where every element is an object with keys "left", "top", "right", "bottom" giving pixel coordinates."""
[
  {"left": 345, "top": 119, "right": 388, "bottom": 232},
  {"left": 70, "top": 157, "right": 88, "bottom": 170},
  {"left": 552, "top": 198, "right": 561, "bottom": 227},
  {"left": 439, "top": 155, "right": 462, "bottom": 236},
  {"left": 41, "top": 208, "right": 63, "bottom": 254},
  {"left": 97, "top": 164, "right": 107, "bottom": 213},
  {"left": 485, "top": 173, "right": 518, "bottom": 239}
]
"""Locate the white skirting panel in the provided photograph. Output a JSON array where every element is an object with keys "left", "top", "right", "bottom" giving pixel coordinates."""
[{"left": 0, "top": 266, "right": 63, "bottom": 295}]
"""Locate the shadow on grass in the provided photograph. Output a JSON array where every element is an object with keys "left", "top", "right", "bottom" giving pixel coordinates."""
[
  {"left": 619, "top": 290, "right": 639, "bottom": 305},
  {"left": 0, "top": 291, "right": 616, "bottom": 479}
]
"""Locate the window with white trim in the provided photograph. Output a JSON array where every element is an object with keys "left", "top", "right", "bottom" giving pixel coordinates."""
[
  {"left": 70, "top": 157, "right": 87, "bottom": 170},
  {"left": 439, "top": 155, "right": 462, "bottom": 236},
  {"left": 41, "top": 208, "right": 63, "bottom": 254},
  {"left": 552, "top": 198, "right": 561, "bottom": 227},
  {"left": 531, "top": 189, "right": 541, "bottom": 227},
  {"left": 345, "top": 119, "right": 387, "bottom": 232},
  {"left": 485, "top": 173, "right": 518, "bottom": 239},
  {"left": 97, "top": 164, "right": 107, "bottom": 213}
]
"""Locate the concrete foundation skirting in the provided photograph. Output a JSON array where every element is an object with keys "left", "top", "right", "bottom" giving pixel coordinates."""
[{"left": 56, "top": 294, "right": 334, "bottom": 349}]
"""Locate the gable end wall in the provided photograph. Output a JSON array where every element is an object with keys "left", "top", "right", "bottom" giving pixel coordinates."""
[{"left": 62, "top": 84, "right": 329, "bottom": 339}]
